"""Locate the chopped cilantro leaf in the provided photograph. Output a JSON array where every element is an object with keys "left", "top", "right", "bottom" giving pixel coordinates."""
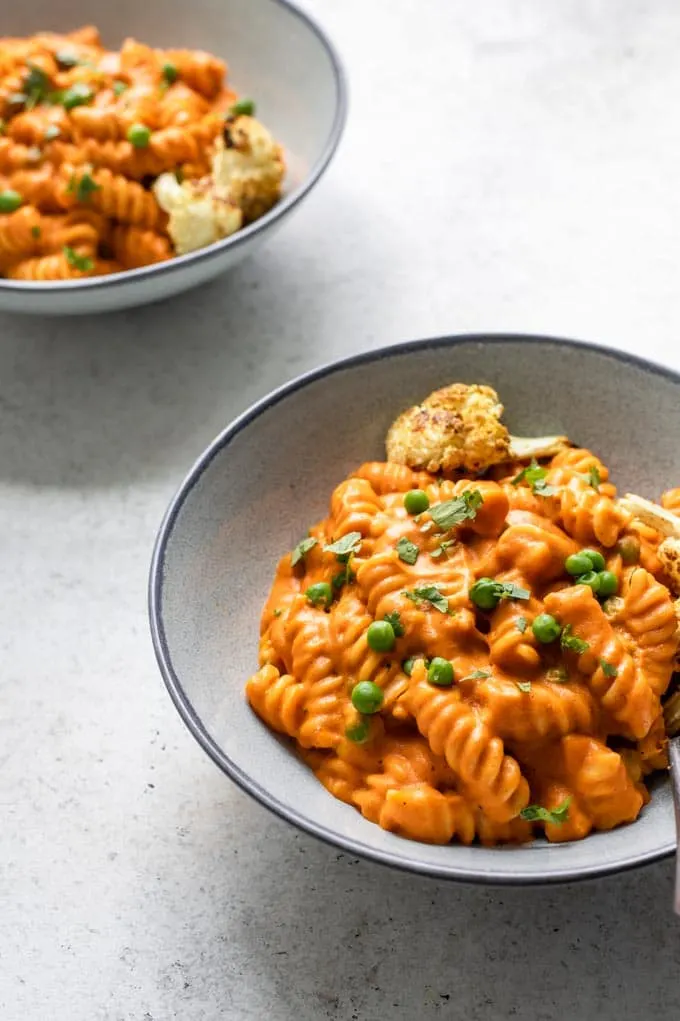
[
  {"left": 63, "top": 245, "right": 93, "bottom": 271},
  {"left": 403, "top": 585, "right": 449, "bottom": 614},
  {"left": 460, "top": 668, "right": 491, "bottom": 682},
  {"left": 516, "top": 681, "right": 532, "bottom": 693},
  {"left": 395, "top": 536, "right": 419, "bottom": 565},
  {"left": 599, "top": 659, "right": 618, "bottom": 678},
  {"left": 520, "top": 796, "right": 571, "bottom": 824},
  {"left": 560, "top": 624, "right": 589, "bottom": 655},
  {"left": 516, "top": 616, "right": 528, "bottom": 633},
  {"left": 324, "top": 532, "right": 362, "bottom": 560},
  {"left": 383, "top": 611, "right": 405, "bottom": 637},
  {"left": 511, "top": 459, "right": 557, "bottom": 497},
  {"left": 430, "top": 489, "right": 483, "bottom": 530},
  {"left": 290, "top": 536, "right": 317, "bottom": 567}
]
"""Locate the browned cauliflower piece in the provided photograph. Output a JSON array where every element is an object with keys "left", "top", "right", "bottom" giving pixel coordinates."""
[{"left": 386, "top": 383, "right": 511, "bottom": 473}]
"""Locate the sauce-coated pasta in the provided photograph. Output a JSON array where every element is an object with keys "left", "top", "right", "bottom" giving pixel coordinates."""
[
  {"left": 246, "top": 386, "right": 680, "bottom": 846},
  {"left": 0, "top": 26, "right": 284, "bottom": 279}
]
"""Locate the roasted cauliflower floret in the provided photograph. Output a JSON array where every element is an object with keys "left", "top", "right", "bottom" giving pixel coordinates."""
[
  {"left": 153, "top": 114, "right": 285, "bottom": 255},
  {"left": 217, "top": 114, "right": 285, "bottom": 222},
  {"left": 386, "top": 383, "right": 511, "bottom": 473},
  {"left": 153, "top": 172, "right": 242, "bottom": 255}
]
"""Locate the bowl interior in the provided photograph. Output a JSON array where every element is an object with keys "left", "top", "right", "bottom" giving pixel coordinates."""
[{"left": 152, "top": 336, "right": 679, "bottom": 882}]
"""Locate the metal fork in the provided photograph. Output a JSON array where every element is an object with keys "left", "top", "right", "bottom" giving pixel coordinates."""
[{"left": 669, "top": 738, "right": 680, "bottom": 914}]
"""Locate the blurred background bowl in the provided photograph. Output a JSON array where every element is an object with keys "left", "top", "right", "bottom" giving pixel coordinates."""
[
  {"left": 0, "top": 0, "right": 346, "bottom": 314},
  {"left": 149, "top": 334, "right": 680, "bottom": 884}
]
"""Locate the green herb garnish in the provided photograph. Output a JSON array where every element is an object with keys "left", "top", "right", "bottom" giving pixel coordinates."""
[
  {"left": 383, "top": 611, "right": 405, "bottom": 637},
  {"left": 460, "top": 668, "right": 491, "bottom": 682},
  {"left": 560, "top": 624, "right": 589, "bottom": 655},
  {"left": 324, "top": 532, "right": 362, "bottom": 560},
  {"left": 430, "top": 539, "right": 456, "bottom": 559},
  {"left": 511, "top": 459, "right": 557, "bottom": 497},
  {"left": 403, "top": 584, "right": 449, "bottom": 614},
  {"left": 63, "top": 245, "right": 94, "bottom": 271},
  {"left": 581, "top": 465, "right": 601, "bottom": 491},
  {"left": 67, "top": 170, "right": 100, "bottom": 203},
  {"left": 516, "top": 616, "right": 528, "bottom": 633},
  {"left": 520, "top": 797, "right": 571, "bottom": 824},
  {"left": 599, "top": 659, "right": 618, "bottom": 678},
  {"left": 290, "top": 536, "right": 317, "bottom": 567},
  {"left": 113, "top": 80, "right": 128, "bottom": 97},
  {"left": 516, "top": 681, "right": 532, "bottom": 693},
  {"left": 430, "top": 489, "right": 483, "bottom": 530},
  {"left": 395, "top": 536, "right": 419, "bottom": 565}
]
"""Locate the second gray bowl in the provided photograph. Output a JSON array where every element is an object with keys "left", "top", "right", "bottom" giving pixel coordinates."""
[{"left": 150, "top": 335, "right": 679, "bottom": 883}]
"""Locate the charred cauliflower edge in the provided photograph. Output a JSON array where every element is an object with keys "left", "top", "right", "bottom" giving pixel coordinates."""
[{"left": 153, "top": 114, "right": 285, "bottom": 256}]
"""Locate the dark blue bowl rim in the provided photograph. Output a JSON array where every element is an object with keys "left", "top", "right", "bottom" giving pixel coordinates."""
[
  {"left": 148, "top": 332, "right": 679, "bottom": 884},
  {"left": 0, "top": 0, "right": 348, "bottom": 294}
]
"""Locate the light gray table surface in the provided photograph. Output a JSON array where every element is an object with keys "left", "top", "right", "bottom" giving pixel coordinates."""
[{"left": 3, "top": 1, "right": 680, "bottom": 1018}]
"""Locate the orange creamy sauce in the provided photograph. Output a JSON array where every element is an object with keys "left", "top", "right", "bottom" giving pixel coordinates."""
[{"left": 246, "top": 450, "right": 679, "bottom": 846}]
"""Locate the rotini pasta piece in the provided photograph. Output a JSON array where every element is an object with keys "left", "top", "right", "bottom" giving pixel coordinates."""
[
  {"left": 329, "top": 477, "right": 384, "bottom": 541},
  {"left": 556, "top": 735, "right": 644, "bottom": 831},
  {"left": 475, "top": 673, "right": 598, "bottom": 743},
  {"left": 353, "top": 461, "right": 433, "bottom": 495},
  {"left": 329, "top": 590, "right": 407, "bottom": 709},
  {"left": 487, "top": 598, "right": 541, "bottom": 673},
  {"left": 157, "top": 81, "right": 210, "bottom": 127},
  {"left": 161, "top": 49, "right": 226, "bottom": 99},
  {"left": 543, "top": 585, "right": 660, "bottom": 739},
  {"left": 549, "top": 447, "right": 616, "bottom": 498},
  {"left": 110, "top": 224, "right": 172, "bottom": 268},
  {"left": 615, "top": 566, "right": 678, "bottom": 697},
  {"left": 403, "top": 661, "right": 529, "bottom": 822},
  {"left": 0, "top": 138, "right": 45, "bottom": 173},
  {"left": 494, "top": 510, "right": 579, "bottom": 582},
  {"left": 6, "top": 252, "right": 118, "bottom": 280},
  {"left": 635, "top": 713, "right": 668, "bottom": 771},
  {"left": 0, "top": 204, "right": 42, "bottom": 260},
  {"left": 60, "top": 165, "right": 164, "bottom": 229},
  {"left": 425, "top": 480, "right": 510, "bottom": 538},
  {"left": 246, "top": 663, "right": 307, "bottom": 739},
  {"left": 4, "top": 168, "right": 67, "bottom": 212},
  {"left": 473, "top": 808, "right": 533, "bottom": 846},
  {"left": 558, "top": 477, "right": 630, "bottom": 548},
  {"left": 661, "top": 487, "right": 680, "bottom": 516}
]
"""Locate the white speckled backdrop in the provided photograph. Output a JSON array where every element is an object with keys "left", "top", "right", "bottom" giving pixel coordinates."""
[{"left": 2, "top": 1, "right": 680, "bottom": 1018}]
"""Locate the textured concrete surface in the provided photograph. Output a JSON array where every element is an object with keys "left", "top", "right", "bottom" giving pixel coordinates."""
[{"left": 3, "top": 1, "right": 680, "bottom": 1018}]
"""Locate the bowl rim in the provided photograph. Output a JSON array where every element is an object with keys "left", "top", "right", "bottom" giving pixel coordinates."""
[
  {"left": 149, "top": 332, "right": 679, "bottom": 884},
  {"left": 0, "top": 0, "right": 348, "bottom": 294}
]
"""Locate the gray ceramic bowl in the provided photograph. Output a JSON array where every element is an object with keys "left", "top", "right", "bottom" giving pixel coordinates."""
[
  {"left": 0, "top": 0, "right": 345, "bottom": 315},
  {"left": 149, "top": 335, "right": 680, "bottom": 883}
]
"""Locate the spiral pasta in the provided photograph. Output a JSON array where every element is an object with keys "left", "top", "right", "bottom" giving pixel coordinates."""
[
  {"left": 246, "top": 385, "right": 680, "bottom": 847},
  {"left": 0, "top": 26, "right": 283, "bottom": 278}
]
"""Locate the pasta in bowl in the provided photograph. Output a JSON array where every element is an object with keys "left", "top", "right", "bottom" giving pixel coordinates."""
[
  {"left": 247, "top": 383, "right": 680, "bottom": 847},
  {"left": 150, "top": 335, "right": 680, "bottom": 882},
  {"left": 0, "top": 1, "right": 346, "bottom": 313},
  {"left": 0, "top": 26, "right": 283, "bottom": 280}
]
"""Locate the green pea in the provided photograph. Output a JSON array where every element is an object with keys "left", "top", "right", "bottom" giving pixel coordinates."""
[
  {"left": 351, "top": 681, "right": 384, "bottom": 715},
  {"left": 162, "top": 62, "right": 178, "bottom": 84},
  {"left": 62, "top": 83, "right": 94, "bottom": 110},
  {"left": 581, "top": 548, "right": 606, "bottom": 572},
  {"left": 0, "top": 189, "right": 23, "bottom": 213},
  {"left": 127, "top": 122, "right": 151, "bottom": 148},
  {"left": 366, "top": 619, "right": 395, "bottom": 652},
  {"left": 402, "top": 656, "right": 416, "bottom": 676},
  {"left": 345, "top": 719, "right": 371, "bottom": 743},
  {"left": 305, "top": 581, "right": 332, "bottom": 608},
  {"left": 597, "top": 570, "right": 618, "bottom": 597},
  {"left": 427, "top": 657, "right": 454, "bottom": 687},
  {"left": 565, "top": 552, "right": 594, "bottom": 576},
  {"left": 617, "top": 536, "right": 640, "bottom": 565},
  {"left": 229, "top": 97, "right": 256, "bottom": 117},
  {"left": 531, "top": 613, "right": 561, "bottom": 644},
  {"left": 578, "top": 571, "right": 602, "bottom": 594},
  {"left": 469, "top": 577, "right": 500, "bottom": 611},
  {"left": 403, "top": 489, "right": 430, "bottom": 515}
]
